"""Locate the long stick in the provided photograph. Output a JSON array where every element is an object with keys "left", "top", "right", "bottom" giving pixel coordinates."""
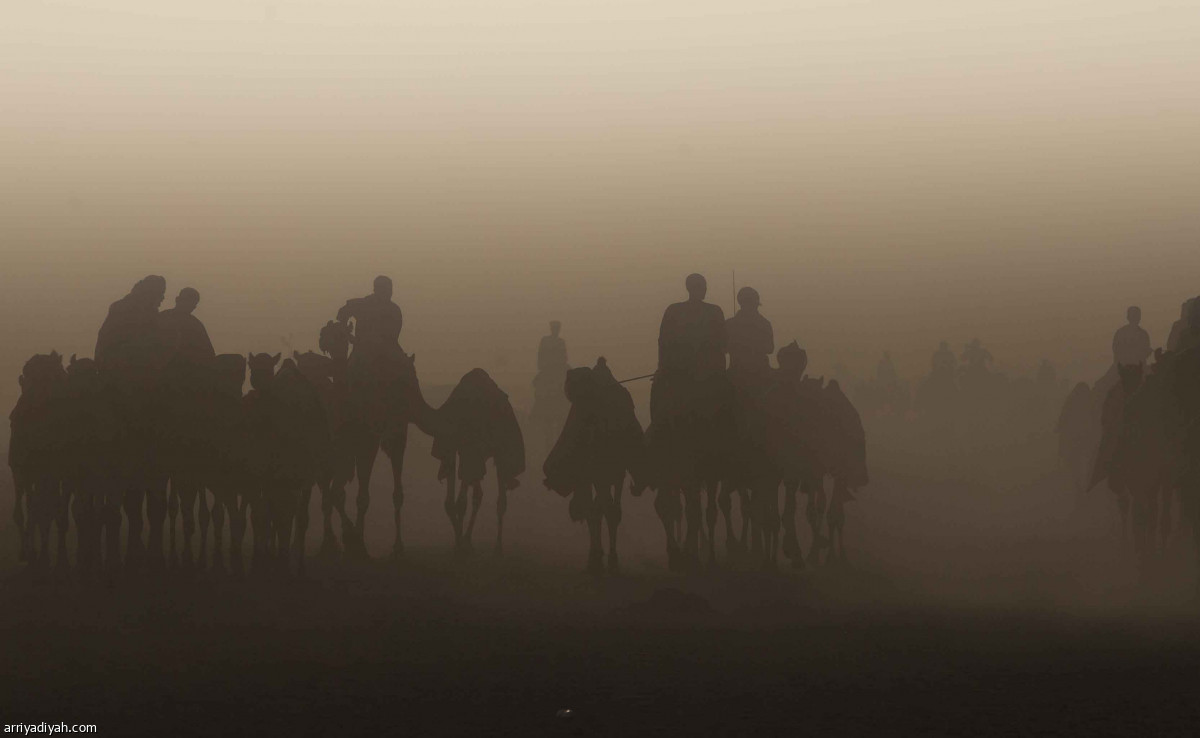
[{"left": 617, "top": 373, "right": 656, "bottom": 384}]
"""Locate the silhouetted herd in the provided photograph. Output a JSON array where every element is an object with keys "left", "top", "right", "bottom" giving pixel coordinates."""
[{"left": 9, "top": 277, "right": 1200, "bottom": 589}]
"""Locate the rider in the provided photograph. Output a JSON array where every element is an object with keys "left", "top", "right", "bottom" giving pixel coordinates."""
[
  {"left": 95, "top": 275, "right": 168, "bottom": 373},
  {"left": 1166, "top": 298, "right": 1196, "bottom": 353},
  {"left": 158, "top": 287, "right": 215, "bottom": 365},
  {"left": 336, "top": 276, "right": 405, "bottom": 397},
  {"left": 725, "top": 286, "right": 773, "bottom": 386},
  {"left": 1112, "top": 306, "right": 1151, "bottom": 368},
  {"left": 537, "top": 321, "right": 568, "bottom": 377},
  {"left": 657, "top": 273, "right": 726, "bottom": 381}
]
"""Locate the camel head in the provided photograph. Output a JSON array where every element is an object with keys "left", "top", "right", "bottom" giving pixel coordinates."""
[
  {"left": 564, "top": 366, "right": 598, "bottom": 407},
  {"left": 248, "top": 352, "right": 281, "bottom": 392},
  {"left": 293, "top": 350, "right": 333, "bottom": 386},
  {"left": 214, "top": 354, "right": 247, "bottom": 397},
  {"left": 319, "top": 320, "right": 353, "bottom": 362},
  {"left": 19, "top": 352, "right": 66, "bottom": 395}
]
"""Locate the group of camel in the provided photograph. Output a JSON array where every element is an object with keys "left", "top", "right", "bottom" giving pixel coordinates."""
[
  {"left": 1057, "top": 321, "right": 1200, "bottom": 582},
  {"left": 9, "top": 311, "right": 871, "bottom": 579},
  {"left": 9, "top": 317, "right": 525, "bottom": 578}
]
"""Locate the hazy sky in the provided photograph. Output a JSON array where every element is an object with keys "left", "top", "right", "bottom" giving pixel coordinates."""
[{"left": 3, "top": 1, "right": 1199, "bottom": 432}]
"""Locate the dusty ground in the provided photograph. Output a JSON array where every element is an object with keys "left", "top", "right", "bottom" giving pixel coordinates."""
[{"left": 3, "top": 426, "right": 1200, "bottom": 736}]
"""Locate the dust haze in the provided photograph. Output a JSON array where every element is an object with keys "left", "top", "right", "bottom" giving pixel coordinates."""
[{"left": 3, "top": 2, "right": 1200, "bottom": 734}]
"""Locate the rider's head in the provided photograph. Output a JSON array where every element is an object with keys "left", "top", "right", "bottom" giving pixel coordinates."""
[
  {"left": 549, "top": 320, "right": 561, "bottom": 337},
  {"left": 373, "top": 275, "right": 393, "bottom": 300},
  {"left": 736, "top": 287, "right": 761, "bottom": 311},
  {"left": 131, "top": 275, "right": 167, "bottom": 310},
  {"left": 685, "top": 273, "right": 707, "bottom": 301},
  {"left": 1126, "top": 305, "right": 1141, "bottom": 325},
  {"left": 175, "top": 287, "right": 200, "bottom": 314},
  {"left": 1188, "top": 297, "right": 1200, "bottom": 330}
]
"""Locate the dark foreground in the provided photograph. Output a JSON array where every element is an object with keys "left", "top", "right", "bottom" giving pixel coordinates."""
[
  {"left": 5, "top": 425, "right": 1200, "bottom": 737},
  {"left": 3, "top": 548, "right": 1200, "bottom": 738}
]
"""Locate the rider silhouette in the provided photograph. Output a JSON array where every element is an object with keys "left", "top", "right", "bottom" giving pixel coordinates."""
[
  {"left": 158, "top": 288, "right": 215, "bottom": 365},
  {"left": 657, "top": 273, "right": 726, "bottom": 381},
  {"left": 1112, "top": 306, "right": 1151, "bottom": 367},
  {"left": 1166, "top": 298, "right": 1196, "bottom": 353},
  {"left": 538, "top": 321, "right": 568, "bottom": 377},
  {"left": 95, "top": 275, "right": 168, "bottom": 372},
  {"left": 725, "top": 287, "right": 773, "bottom": 385},
  {"left": 337, "top": 276, "right": 403, "bottom": 361}
]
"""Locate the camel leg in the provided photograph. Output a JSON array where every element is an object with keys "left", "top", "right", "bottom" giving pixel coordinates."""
[
  {"left": 71, "top": 487, "right": 90, "bottom": 576},
  {"left": 230, "top": 493, "right": 248, "bottom": 575},
  {"left": 13, "top": 479, "right": 28, "bottom": 563},
  {"left": 1160, "top": 486, "right": 1174, "bottom": 553},
  {"left": 454, "top": 480, "right": 472, "bottom": 551},
  {"left": 210, "top": 492, "right": 227, "bottom": 573},
  {"left": 350, "top": 435, "right": 380, "bottom": 558},
  {"left": 123, "top": 486, "right": 146, "bottom": 570},
  {"left": 682, "top": 486, "right": 701, "bottom": 568},
  {"left": 718, "top": 482, "right": 737, "bottom": 557},
  {"left": 277, "top": 489, "right": 298, "bottom": 575},
  {"left": 763, "top": 482, "right": 781, "bottom": 570},
  {"left": 317, "top": 480, "right": 339, "bottom": 558},
  {"left": 828, "top": 478, "right": 849, "bottom": 565},
  {"left": 31, "top": 480, "right": 50, "bottom": 568},
  {"left": 781, "top": 482, "right": 801, "bottom": 565},
  {"left": 381, "top": 424, "right": 408, "bottom": 558},
  {"left": 463, "top": 482, "right": 484, "bottom": 550},
  {"left": 805, "top": 477, "right": 828, "bottom": 566},
  {"left": 146, "top": 479, "right": 168, "bottom": 570},
  {"left": 606, "top": 484, "right": 623, "bottom": 574},
  {"left": 101, "top": 485, "right": 122, "bottom": 575},
  {"left": 444, "top": 466, "right": 463, "bottom": 547},
  {"left": 179, "top": 482, "right": 198, "bottom": 571},
  {"left": 294, "top": 484, "right": 312, "bottom": 576},
  {"left": 197, "top": 486, "right": 211, "bottom": 571},
  {"left": 249, "top": 492, "right": 269, "bottom": 574},
  {"left": 495, "top": 472, "right": 507, "bottom": 557},
  {"left": 54, "top": 481, "right": 71, "bottom": 572},
  {"left": 167, "top": 481, "right": 180, "bottom": 568},
  {"left": 586, "top": 485, "right": 605, "bottom": 576},
  {"left": 704, "top": 485, "right": 720, "bottom": 567},
  {"left": 654, "top": 489, "right": 682, "bottom": 570},
  {"left": 738, "top": 488, "right": 752, "bottom": 556}
]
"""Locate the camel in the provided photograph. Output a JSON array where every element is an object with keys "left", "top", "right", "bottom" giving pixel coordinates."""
[
  {"left": 1092, "top": 363, "right": 1144, "bottom": 547},
  {"left": 427, "top": 368, "right": 526, "bottom": 555},
  {"left": 60, "top": 355, "right": 120, "bottom": 577},
  {"left": 9, "top": 353, "right": 69, "bottom": 569},
  {"left": 766, "top": 344, "right": 830, "bottom": 569},
  {"left": 544, "top": 358, "right": 645, "bottom": 575},
  {"left": 291, "top": 320, "right": 356, "bottom": 560},
  {"left": 160, "top": 355, "right": 219, "bottom": 571},
  {"left": 244, "top": 353, "right": 330, "bottom": 574},
  {"left": 821, "top": 379, "right": 868, "bottom": 564},
  {"left": 644, "top": 372, "right": 733, "bottom": 571},
  {"left": 340, "top": 350, "right": 412, "bottom": 560},
  {"left": 714, "top": 365, "right": 778, "bottom": 570},
  {"left": 204, "top": 354, "right": 250, "bottom": 573}
]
